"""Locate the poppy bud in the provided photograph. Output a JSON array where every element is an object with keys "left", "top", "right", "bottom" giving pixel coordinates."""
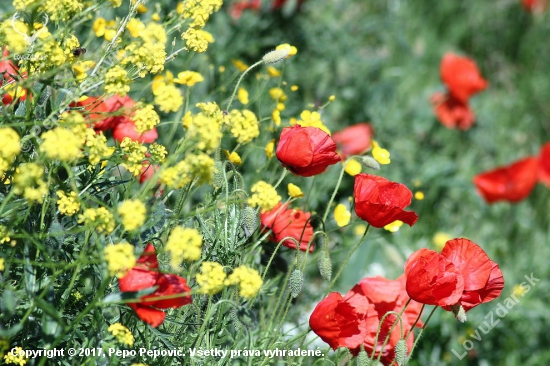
[
  {"left": 360, "top": 156, "right": 380, "bottom": 170},
  {"left": 262, "top": 48, "right": 290, "bottom": 64},
  {"left": 241, "top": 206, "right": 258, "bottom": 238},
  {"left": 230, "top": 307, "right": 243, "bottom": 332},
  {"left": 452, "top": 304, "right": 467, "bottom": 323},
  {"left": 357, "top": 348, "right": 370, "bottom": 366},
  {"left": 289, "top": 269, "right": 304, "bottom": 298},
  {"left": 318, "top": 242, "right": 332, "bottom": 281},
  {"left": 394, "top": 339, "right": 407, "bottom": 365}
]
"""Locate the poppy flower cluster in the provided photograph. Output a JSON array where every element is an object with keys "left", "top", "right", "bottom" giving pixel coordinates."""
[
  {"left": 1, "top": 48, "right": 28, "bottom": 105},
  {"left": 276, "top": 125, "right": 341, "bottom": 177},
  {"left": 260, "top": 202, "right": 314, "bottom": 252},
  {"left": 473, "top": 142, "right": 550, "bottom": 204},
  {"left": 332, "top": 123, "right": 374, "bottom": 159},
  {"left": 354, "top": 173, "right": 418, "bottom": 228},
  {"left": 309, "top": 275, "right": 423, "bottom": 365},
  {"left": 405, "top": 238, "right": 504, "bottom": 317},
  {"left": 431, "top": 53, "right": 488, "bottom": 130},
  {"left": 118, "top": 244, "right": 192, "bottom": 327},
  {"left": 70, "top": 94, "right": 158, "bottom": 143}
]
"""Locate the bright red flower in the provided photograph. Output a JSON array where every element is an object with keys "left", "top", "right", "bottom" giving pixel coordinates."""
[
  {"left": 473, "top": 156, "right": 539, "bottom": 203},
  {"left": 112, "top": 119, "right": 158, "bottom": 143},
  {"left": 404, "top": 238, "right": 504, "bottom": 313},
  {"left": 522, "top": 0, "right": 548, "bottom": 12},
  {"left": 118, "top": 244, "right": 192, "bottom": 327},
  {"left": 332, "top": 123, "right": 374, "bottom": 159},
  {"left": 440, "top": 53, "right": 488, "bottom": 103},
  {"left": 538, "top": 142, "right": 550, "bottom": 186},
  {"left": 276, "top": 125, "right": 341, "bottom": 177},
  {"left": 260, "top": 202, "right": 314, "bottom": 252},
  {"left": 309, "top": 275, "right": 423, "bottom": 365},
  {"left": 430, "top": 92, "right": 476, "bottom": 130},
  {"left": 70, "top": 96, "right": 111, "bottom": 130},
  {"left": 353, "top": 173, "right": 418, "bottom": 228},
  {"left": 102, "top": 94, "right": 136, "bottom": 129},
  {"left": 1, "top": 48, "right": 28, "bottom": 105}
]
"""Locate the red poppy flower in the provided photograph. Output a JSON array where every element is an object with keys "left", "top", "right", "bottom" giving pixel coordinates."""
[
  {"left": 70, "top": 96, "right": 111, "bottom": 130},
  {"left": 440, "top": 53, "right": 488, "bottom": 103},
  {"left": 404, "top": 238, "right": 504, "bottom": 313},
  {"left": 332, "top": 123, "right": 374, "bottom": 159},
  {"left": 473, "top": 156, "right": 539, "bottom": 203},
  {"left": 260, "top": 202, "right": 314, "bottom": 252},
  {"left": 276, "top": 125, "right": 341, "bottom": 177},
  {"left": 112, "top": 119, "right": 158, "bottom": 143},
  {"left": 229, "top": 0, "right": 261, "bottom": 19},
  {"left": 430, "top": 92, "right": 476, "bottom": 130},
  {"left": 102, "top": 94, "right": 136, "bottom": 129},
  {"left": 538, "top": 142, "right": 550, "bottom": 186},
  {"left": 353, "top": 173, "right": 418, "bottom": 228},
  {"left": 1, "top": 48, "right": 28, "bottom": 105},
  {"left": 522, "top": 0, "right": 548, "bottom": 12},
  {"left": 118, "top": 244, "right": 192, "bottom": 327},
  {"left": 309, "top": 275, "right": 423, "bottom": 365}
]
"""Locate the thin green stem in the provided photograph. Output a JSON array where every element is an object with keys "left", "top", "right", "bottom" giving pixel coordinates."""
[
  {"left": 322, "top": 158, "right": 352, "bottom": 223},
  {"left": 225, "top": 60, "right": 264, "bottom": 111},
  {"left": 404, "top": 306, "right": 438, "bottom": 366}
]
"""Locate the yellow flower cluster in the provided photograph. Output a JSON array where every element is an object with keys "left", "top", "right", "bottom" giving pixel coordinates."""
[
  {"left": 41, "top": 0, "right": 84, "bottom": 21},
  {"left": 85, "top": 130, "right": 110, "bottom": 165},
  {"left": 186, "top": 105, "right": 223, "bottom": 152},
  {"left": 225, "top": 266, "right": 263, "bottom": 299},
  {"left": 371, "top": 140, "right": 390, "bottom": 165},
  {"left": 40, "top": 127, "right": 83, "bottom": 162},
  {"left": 180, "top": 0, "right": 221, "bottom": 52},
  {"left": 0, "top": 225, "right": 10, "bottom": 244},
  {"left": 120, "top": 22, "right": 167, "bottom": 77},
  {"left": 153, "top": 84, "right": 183, "bottom": 113},
  {"left": 59, "top": 111, "right": 88, "bottom": 141},
  {"left": 196, "top": 262, "right": 227, "bottom": 295},
  {"left": 118, "top": 199, "right": 147, "bottom": 232},
  {"left": 108, "top": 323, "right": 134, "bottom": 347},
  {"left": 93, "top": 18, "right": 118, "bottom": 41},
  {"left": 0, "top": 127, "right": 21, "bottom": 176},
  {"left": 160, "top": 153, "right": 216, "bottom": 189},
  {"left": 226, "top": 110, "right": 260, "bottom": 144},
  {"left": 3, "top": 346, "right": 26, "bottom": 365},
  {"left": 120, "top": 137, "right": 147, "bottom": 177},
  {"left": 78, "top": 207, "right": 115, "bottom": 234},
  {"left": 103, "top": 243, "right": 136, "bottom": 278},
  {"left": 13, "top": 163, "right": 48, "bottom": 204},
  {"left": 56, "top": 191, "right": 80, "bottom": 216},
  {"left": 247, "top": 181, "right": 281, "bottom": 212},
  {"left": 0, "top": 20, "right": 27, "bottom": 54},
  {"left": 292, "top": 110, "right": 331, "bottom": 135},
  {"left": 132, "top": 104, "right": 159, "bottom": 133},
  {"left": 104, "top": 65, "right": 130, "bottom": 96},
  {"left": 148, "top": 143, "right": 168, "bottom": 163},
  {"left": 165, "top": 227, "right": 203, "bottom": 270}
]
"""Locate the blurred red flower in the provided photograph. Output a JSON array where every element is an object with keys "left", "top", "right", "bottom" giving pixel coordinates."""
[
  {"left": 119, "top": 244, "right": 192, "bottom": 327},
  {"left": 70, "top": 96, "right": 111, "bottom": 130},
  {"left": 440, "top": 53, "right": 488, "bottom": 103},
  {"left": 272, "top": 0, "right": 307, "bottom": 10},
  {"left": 473, "top": 156, "right": 539, "bottom": 203},
  {"left": 276, "top": 125, "right": 341, "bottom": 177},
  {"left": 1, "top": 48, "right": 28, "bottom": 105},
  {"left": 522, "top": 0, "right": 548, "bottom": 12},
  {"left": 405, "top": 238, "right": 504, "bottom": 313},
  {"left": 309, "top": 275, "right": 423, "bottom": 365},
  {"left": 354, "top": 173, "right": 418, "bottom": 228},
  {"left": 260, "top": 202, "right": 314, "bottom": 252},
  {"left": 229, "top": 0, "right": 261, "bottom": 19},
  {"left": 332, "top": 123, "right": 374, "bottom": 159},
  {"left": 538, "top": 142, "right": 550, "bottom": 186},
  {"left": 430, "top": 92, "right": 476, "bottom": 130},
  {"left": 112, "top": 119, "right": 158, "bottom": 143}
]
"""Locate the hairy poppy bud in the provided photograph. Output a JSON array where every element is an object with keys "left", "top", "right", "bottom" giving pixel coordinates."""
[
  {"left": 360, "top": 156, "right": 380, "bottom": 170},
  {"left": 395, "top": 339, "right": 407, "bottom": 365},
  {"left": 318, "top": 253, "right": 332, "bottom": 281},
  {"left": 357, "top": 348, "right": 370, "bottom": 366},
  {"left": 289, "top": 269, "right": 304, "bottom": 298},
  {"left": 262, "top": 49, "right": 290, "bottom": 64},
  {"left": 241, "top": 206, "right": 258, "bottom": 238}
]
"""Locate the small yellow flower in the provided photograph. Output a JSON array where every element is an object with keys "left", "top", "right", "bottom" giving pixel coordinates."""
[
  {"left": 267, "top": 66, "right": 281, "bottom": 77},
  {"left": 334, "top": 204, "right": 351, "bottom": 227},
  {"left": 0, "top": 258, "right": 4, "bottom": 271},
  {"left": 196, "top": 262, "right": 227, "bottom": 295},
  {"left": 371, "top": 140, "right": 390, "bottom": 165},
  {"left": 512, "top": 284, "right": 527, "bottom": 297},
  {"left": 56, "top": 191, "right": 80, "bottom": 216},
  {"left": 118, "top": 199, "right": 147, "bottom": 232},
  {"left": 108, "top": 323, "right": 134, "bottom": 347},
  {"left": 40, "top": 127, "right": 83, "bottom": 162},
  {"left": 414, "top": 191, "right": 425, "bottom": 200},
  {"left": 354, "top": 224, "right": 367, "bottom": 236},
  {"left": 132, "top": 104, "right": 160, "bottom": 133},
  {"left": 13, "top": 163, "right": 48, "bottom": 204},
  {"left": 288, "top": 183, "right": 304, "bottom": 198},
  {"left": 104, "top": 243, "right": 136, "bottom": 278},
  {"left": 237, "top": 87, "right": 249, "bottom": 105},
  {"left": 0, "top": 225, "right": 10, "bottom": 244},
  {"left": 384, "top": 220, "right": 403, "bottom": 233},
  {"left": 78, "top": 207, "right": 115, "bottom": 234},
  {"left": 232, "top": 59, "right": 249, "bottom": 72},
  {"left": 248, "top": 181, "right": 281, "bottom": 212},
  {"left": 269, "top": 87, "right": 287, "bottom": 102},
  {"left": 3, "top": 346, "right": 27, "bottom": 365},
  {"left": 174, "top": 71, "right": 204, "bottom": 86},
  {"left": 433, "top": 232, "right": 452, "bottom": 251},
  {"left": 344, "top": 159, "right": 362, "bottom": 176},
  {"left": 223, "top": 150, "right": 242, "bottom": 165},
  {"left": 165, "top": 227, "right": 203, "bottom": 269},
  {"left": 152, "top": 13, "right": 160, "bottom": 21},
  {"left": 265, "top": 139, "right": 275, "bottom": 159},
  {"left": 290, "top": 85, "right": 299, "bottom": 91},
  {"left": 296, "top": 110, "right": 330, "bottom": 135},
  {"left": 275, "top": 43, "right": 298, "bottom": 58},
  {"left": 272, "top": 109, "right": 281, "bottom": 126},
  {"left": 218, "top": 66, "right": 225, "bottom": 73},
  {"left": 328, "top": 95, "right": 336, "bottom": 102},
  {"left": 225, "top": 265, "right": 263, "bottom": 298},
  {"left": 72, "top": 61, "right": 96, "bottom": 80}
]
